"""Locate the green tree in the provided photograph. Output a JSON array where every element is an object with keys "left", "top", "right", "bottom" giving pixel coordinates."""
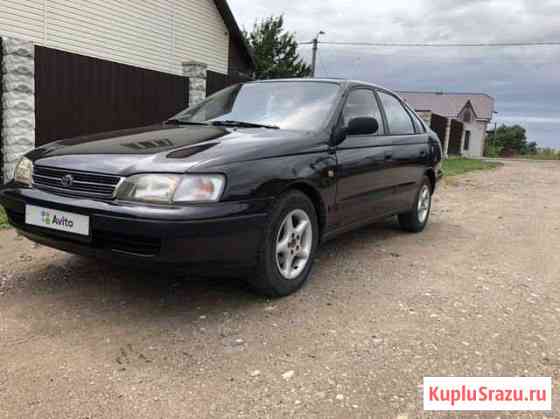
[
  {"left": 244, "top": 16, "right": 311, "bottom": 80},
  {"left": 487, "top": 124, "right": 529, "bottom": 156}
]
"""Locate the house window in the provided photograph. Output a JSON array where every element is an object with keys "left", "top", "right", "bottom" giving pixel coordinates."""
[
  {"left": 463, "top": 110, "right": 472, "bottom": 123},
  {"left": 464, "top": 131, "right": 471, "bottom": 150}
]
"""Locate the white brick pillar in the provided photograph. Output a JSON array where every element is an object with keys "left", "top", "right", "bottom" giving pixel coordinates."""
[
  {"left": 2, "top": 37, "right": 35, "bottom": 182},
  {"left": 459, "top": 126, "right": 466, "bottom": 156},
  {"left": 182, "top": 61, "right": 207, "bottom": 107},
  {"left": 443, "top": 118, "right": 451, "bottom": 159}
]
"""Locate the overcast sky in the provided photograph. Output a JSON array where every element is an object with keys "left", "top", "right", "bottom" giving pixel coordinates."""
[{"left": 230, "top": 0, "right": 560, "bottom": 148}]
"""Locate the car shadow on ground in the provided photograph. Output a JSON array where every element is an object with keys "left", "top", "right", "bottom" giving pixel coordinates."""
[{"left": 6, "top": 217, "right": 420, "bottom": 321}]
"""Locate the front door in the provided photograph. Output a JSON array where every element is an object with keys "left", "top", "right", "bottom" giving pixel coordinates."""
[{"left": 334, "top": 88, "right": 395, "bottom": 227}]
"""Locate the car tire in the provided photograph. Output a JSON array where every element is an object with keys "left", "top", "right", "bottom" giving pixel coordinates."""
[
  {"left": 398, "top": 176, "right": 432, "bottom": 233},
  {"left": 248, "top": 190, "right": 319, "bottom": 297}
]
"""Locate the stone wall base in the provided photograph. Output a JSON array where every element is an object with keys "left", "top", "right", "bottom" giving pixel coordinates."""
[
  {"left": 182, "top": 61, "right": 207, "bottom": 107},
  {"left": 1, "top": 37, "right": 35, "bottom": 182}
]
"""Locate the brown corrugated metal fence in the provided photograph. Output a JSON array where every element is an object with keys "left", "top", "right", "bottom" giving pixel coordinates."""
[
  {"left": 448, "top": 119, "right": 464, "bottom": 155},
  {"left": 35, "top": 47, "right": 189, "bottom": 146},
  {"left": 206, "top": 70, "right": 252, "bottom": 97},
  {"left": 429, "top": 113, "right": 447, "bottom": 146}
]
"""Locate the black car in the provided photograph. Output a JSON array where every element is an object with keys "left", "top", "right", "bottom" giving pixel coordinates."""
[{"left": 0, "top": 79, "right": 442, "bottom": 296}]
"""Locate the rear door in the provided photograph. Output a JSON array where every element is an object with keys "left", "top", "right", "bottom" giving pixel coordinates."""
[
  {"left": 334, "top": 88, "right": 394, "bottom": 226},
  {"left": 376, "top": 91, "right": 430, "bottom": 211}
]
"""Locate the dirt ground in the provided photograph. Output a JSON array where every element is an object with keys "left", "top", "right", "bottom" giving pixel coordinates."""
[{"left": 1, "top": 159, "right": 559, "bottom": 418}]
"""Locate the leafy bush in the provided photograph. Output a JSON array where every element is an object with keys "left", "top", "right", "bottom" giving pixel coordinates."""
[
  {"left": 528, "top": 148, "right": 560, "bottom": 160},
  {"left": 484, "top": 142, "right": 503, "bottom": 158},
  {"left": 485, "top": 124, "right": 541, "bottom": 157}
]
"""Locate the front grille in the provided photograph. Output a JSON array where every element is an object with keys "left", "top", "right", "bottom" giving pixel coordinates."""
[{"left": 32, "top": 166, "right": 122, "bottom": 199}]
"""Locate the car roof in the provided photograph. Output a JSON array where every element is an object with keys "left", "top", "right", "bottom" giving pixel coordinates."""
[{"left": 247, "top": 78, "right": 387, "bottom": 91}]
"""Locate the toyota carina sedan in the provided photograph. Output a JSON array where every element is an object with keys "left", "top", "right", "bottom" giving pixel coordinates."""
[{"left": 0, "top": 79, "right": 442, "bottom": 296}]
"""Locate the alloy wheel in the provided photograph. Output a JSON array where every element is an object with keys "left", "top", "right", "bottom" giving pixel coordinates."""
[
  {"left": 275, "top": 209, "right": 313, "bottom": 280},
  {"left": 417, "top": 185, "right": 431, "bottom": 224}
]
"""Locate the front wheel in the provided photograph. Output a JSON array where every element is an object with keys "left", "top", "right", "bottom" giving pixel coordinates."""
[
  {"left": 398, "top": 176, "right": 432, "bottom": 233},
  {"left": 248, "top": 191, "right": 319, "bottom": 297}
]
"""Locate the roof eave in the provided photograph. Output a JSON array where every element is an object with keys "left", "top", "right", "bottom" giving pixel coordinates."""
[{"left": 213, "top": 0, "right": 256, "bottom": 72}]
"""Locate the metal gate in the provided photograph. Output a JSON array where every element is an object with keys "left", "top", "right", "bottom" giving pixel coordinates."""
[
  {"left": 206, "top": 70, "right": 252, "bottom": 96},
  {"left": 448, "top": 119, "right": 464, "bottom": 155},
  {"left": 35, "top": 46, "right": 189, "bottom": 146}
]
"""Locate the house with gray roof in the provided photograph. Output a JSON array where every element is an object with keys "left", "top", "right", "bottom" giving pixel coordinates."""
[{"left": 399, "top": 91, "right": 496, "bottom": 158}]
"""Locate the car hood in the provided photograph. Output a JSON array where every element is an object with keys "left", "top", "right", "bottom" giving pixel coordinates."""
[{"left": 27, "top": 124, "right": 326, "bottom": 175}]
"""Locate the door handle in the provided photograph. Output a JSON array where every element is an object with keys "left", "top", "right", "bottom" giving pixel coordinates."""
[
  {"left": 384, "top": 152, "right": 393, "bottom": 160},
  {"left": 420, "top": 150, "right": 427, "bottom": 157}
]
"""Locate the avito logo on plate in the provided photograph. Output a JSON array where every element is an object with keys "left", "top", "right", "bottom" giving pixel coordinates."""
[
  {"left": 26, "top": 205, "right": 90, "bottom": 236},
  {"left": 41, "top": 210, "right": 74, "bottom": 228},
  {"left": 41, "top": 210, "right": 51, "bottom": 225}
]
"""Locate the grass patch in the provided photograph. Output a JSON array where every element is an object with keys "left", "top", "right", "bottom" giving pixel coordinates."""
[
  {"left": 442, "top": 157, "right": 501, "bottom": 177},
  {"left": 0, "top": 206, "right": 9, "bottom": 229}
]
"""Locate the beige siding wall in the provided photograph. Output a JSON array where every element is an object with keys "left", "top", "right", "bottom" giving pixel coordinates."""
[
  {"left": 0, "top": 0, "right": 229, "bottom": 74},
  {"left": 0, "top": 1, "right": 44, "bottom": 41},
  {"left": 173, "top": 0, "right": 229, "bottom": 74},
  {"left": 462, "top": 121, "right": 487, "bottom": 158}
]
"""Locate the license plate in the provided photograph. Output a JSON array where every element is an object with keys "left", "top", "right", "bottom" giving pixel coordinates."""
[{"left": 25, "top": 205, "right": 90, "bottom": 236}]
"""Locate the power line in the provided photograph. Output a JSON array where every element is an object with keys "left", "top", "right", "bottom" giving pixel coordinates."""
[{"left": 299, "top": 40, "right": 560, "bottom": 47}]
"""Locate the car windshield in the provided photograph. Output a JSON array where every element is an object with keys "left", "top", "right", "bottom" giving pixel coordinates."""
[{"left": 171, "top": 81, "right": 340, "bottom": 131}]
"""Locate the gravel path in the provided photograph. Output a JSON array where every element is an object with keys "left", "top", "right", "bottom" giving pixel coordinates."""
[{"left": 1, "top": 160, "right": 559, "bottom": 418}]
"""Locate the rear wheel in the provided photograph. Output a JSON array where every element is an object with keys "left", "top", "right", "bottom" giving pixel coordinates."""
[
  {"left": 398, "top": 176, "right": 432, "bottom": 233},
  {"left": 248, "top": 191, "right": 319, "bottom": 297}
]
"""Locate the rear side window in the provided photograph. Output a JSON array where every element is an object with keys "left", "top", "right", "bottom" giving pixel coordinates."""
[
  {"left": 405, "top": 105, "right": 426, "bottom": 133},
  {"left": 410, "top": 115, "right": 423, "bottom": 133},
  {"left": 343, "top": 89, "right": 384, "bottom": 135},
  {"left": 378, "top": 91, "right": 415, "bottom": 135}
]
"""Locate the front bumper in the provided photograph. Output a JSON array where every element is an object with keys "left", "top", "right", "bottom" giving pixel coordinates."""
[{"left": 0, "top": 183, "right": 271, "bottom": 270}]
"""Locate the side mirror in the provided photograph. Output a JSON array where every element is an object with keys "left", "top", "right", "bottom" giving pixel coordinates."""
[{"left": 346, "top": 117, "right": 379, "bottom": 136}]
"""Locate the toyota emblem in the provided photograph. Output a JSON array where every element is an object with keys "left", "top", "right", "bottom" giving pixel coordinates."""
[{"left": 61, "top": 174, "right": 74, "bottom": 187}]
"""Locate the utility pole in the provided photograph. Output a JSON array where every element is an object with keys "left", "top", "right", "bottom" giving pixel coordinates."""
[
  {"left": 311, "top": 31, "right": 325, "bottom": 77},
  {"left": 492, "top": 111, "right": 498, "bottom": 153}
]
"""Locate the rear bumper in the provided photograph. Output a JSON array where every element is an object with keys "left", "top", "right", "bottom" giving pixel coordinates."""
[{"left": 0, "top": 183, "right": 272, "bottom": 269}]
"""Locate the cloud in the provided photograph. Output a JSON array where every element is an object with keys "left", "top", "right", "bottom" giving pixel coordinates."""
[
  {"left": 229, "top": 0, "right": 560, "bottom": 147},
  {"left": 498, "top": 116, "right": 560, "bottom": 124}
]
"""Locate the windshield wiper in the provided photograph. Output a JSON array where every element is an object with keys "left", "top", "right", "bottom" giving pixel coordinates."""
[
  {"left": 211, "top": 120, "right": 280, "bottom": 130},
  {"left": 165, "top": 118, "right": 209, "bottom": 126}
]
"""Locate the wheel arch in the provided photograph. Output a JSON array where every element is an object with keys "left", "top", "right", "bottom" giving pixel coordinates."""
[
  {"left": 425, "top": 168, "right": 436, "bottom": 193},
  {"left": 282, "top": 181, "right": 327, "bottom": 239}
]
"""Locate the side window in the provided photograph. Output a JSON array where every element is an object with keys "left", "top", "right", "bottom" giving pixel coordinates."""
[
  {"left": 404, "top": 104, "right": 425, "bottom": 133},
  {"left": 342, "top": 89, "right": 384, "bottom": 135},
  {"left": 378, "top": 91, "right": 415, "bottom": 135},
  {"left": 410, "top": 114, "right": 423, "bottom": 133}
]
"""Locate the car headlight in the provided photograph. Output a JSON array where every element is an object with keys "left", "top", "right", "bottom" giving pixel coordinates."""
[
  {"left": 116, "top": 174, "right": 225, "bottom": 204},
  {"left": 14, "top": 157, "right": 33, "bottom": 186}
]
